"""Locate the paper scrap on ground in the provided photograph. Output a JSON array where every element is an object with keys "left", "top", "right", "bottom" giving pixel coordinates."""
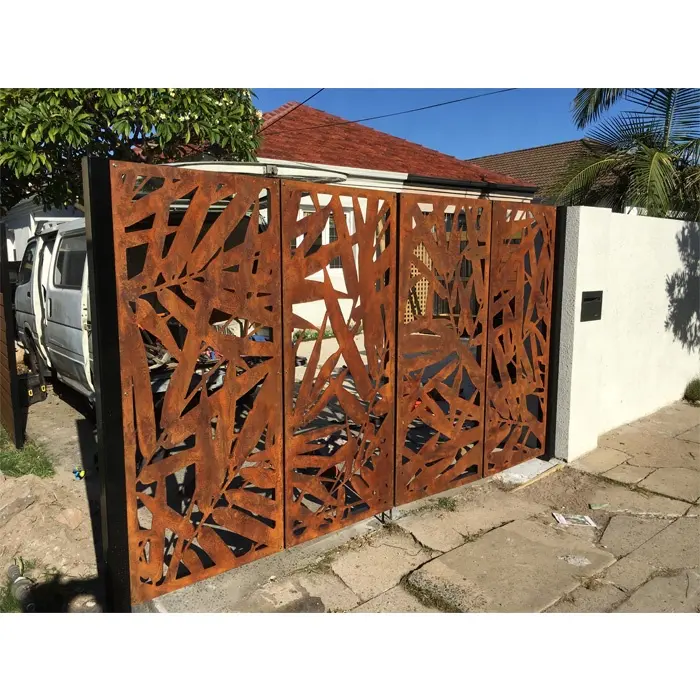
[{"left": 552, "top": 512, "right": 597, "bottom": 527}]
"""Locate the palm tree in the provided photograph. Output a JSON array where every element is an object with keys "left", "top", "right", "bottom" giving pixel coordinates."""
[{"left": 551, "top": 89, "right": 700, "bottom": 220}]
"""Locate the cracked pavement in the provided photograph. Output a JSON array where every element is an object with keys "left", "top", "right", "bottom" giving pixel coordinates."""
[{"left": 149, "top": 401, "right": 699, "bottom": 613}]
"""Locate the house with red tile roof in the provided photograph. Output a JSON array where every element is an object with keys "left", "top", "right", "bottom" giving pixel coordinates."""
[
  {"left": 179, "top": 102, "right": 536, "bottom": 201},
  {"left": 253, "top": 102, "right": 536, "bottom": 200}
]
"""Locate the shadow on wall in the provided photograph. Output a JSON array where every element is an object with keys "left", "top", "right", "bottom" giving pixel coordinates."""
[{"left": 665, "top": 222, "right": 700, "bottom": 351}]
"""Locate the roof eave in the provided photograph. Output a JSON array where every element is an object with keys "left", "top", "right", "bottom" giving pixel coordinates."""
[{"left": 404, "top": 173, "right": 537, "bottom": 195}]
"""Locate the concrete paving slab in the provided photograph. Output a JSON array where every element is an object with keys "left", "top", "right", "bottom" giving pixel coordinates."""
[
  {"left": 603, "top": 557, "right": 656, "bottom": 593},
  {"left": 522, "top": 468, "right": 689, "bottom": 518},
  {"left": 616, "top": 570, "right": 700, "bottom": 613},
  {"left": 625, "top": 516, "right": 700, "bottom": 570},
  {"left": 632, "top": 402, "right": 700, "bottom": 438},
  {"left": 605, "top": 517, "right": 700, "bottom": 592},
  {"left": 330, "top": 528, "right": 433, "bottom": 601},
  {"left": 688, "top": 505, "right": 700, "bottom": 516},
  {"left": 407, "top": 558, "right": 489, "bottom": 612},
  {"left": 571, "top": 447, "right": 630, "bottom": 475},
  {"left": 627, "top": 448, "right": 700, "bottom": 471},
  {"left": 352, "top": 585, "right": 437, "bottom": 613},
  {"left": 599, "top": 515, "right": 670, "bottom": 557},
  {"left": 494, "top": 457, "right": 562, "bottom": 486},
  {"left": 395, "top": 510, "right": 466, "bottom": 553},
  {"left": 545, "top": 582, "right": 628, "bottom": 612},
  {"left": 235, "top": 569, "right": 363, "bottom": 613},
  {"left": 605, "top": 434, "right": 700, "bottom": 471},
  {"left": 294, "top": 571, "right": 362, "bottom": 612},
  {"left": 604, "top": 464, "right": 654, "bottom": 485},
  {"left": 639, "top": 468, "right": 700, "bottom": 503},
  {"left": 589, "top": 486, "right": 691, "bottom": 517},
  {"left": 237, "top": 577, "right": 325, "bottom": 613},
  {"left": 550, "top": 520, "right": 601, "bottom": 544},
  {"left": 396, "top": 490, "right": 547, "bottom": 552},
  {"left": 152, "top": 515, "right": 381, "bottom": 612},
  {"left": 407, "top": 520, "right": 615, "bottom": 612},
  {"left": 677, "top": 426, "right": 700, "bottom": 444}
]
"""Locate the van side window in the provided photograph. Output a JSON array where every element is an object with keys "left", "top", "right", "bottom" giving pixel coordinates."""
[
  {"left": 18, "top": 242, "right": 37, "bottom": 285},
  {"left": 54, "top": 235, "right": 87, "bottom": 289}
]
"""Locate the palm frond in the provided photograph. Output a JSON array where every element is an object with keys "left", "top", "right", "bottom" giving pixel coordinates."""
[
  {"left": 626, "top": 146, "right": 678, "bottom": 217},
  {"left": 566, "top": 88, "right": 700, "bottom": 218},
  {"left": 674, "top": 137, "right": 700, "bottom": 167},
  {"left": 674, "top": 166, "right": 700, "bottom": 221},
  {"left": 625, "top": 89, "right": 700, "bottom": 143},
  {"left": 548, "top": 152, "right": 625, "bottom": 206},
  {"left": 588, "top": 113, "right": 663, "bottom": 151},
  {"left": 572, "top": 89, "right": 628, "bottom": 129}
]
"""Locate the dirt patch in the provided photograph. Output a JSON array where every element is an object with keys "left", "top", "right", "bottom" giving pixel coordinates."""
[
  {"left": 517, "top": 469, "right": 620, "bottom": 535},
  {"left": 521, "top": 469, "right": 604, "bottom": 511},
  {"left": 0, "top": 385, "right": 101, "bottom": 611}
]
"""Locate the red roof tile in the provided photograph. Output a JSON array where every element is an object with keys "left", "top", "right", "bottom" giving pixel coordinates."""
[
  {"left": 258, "top": 103, "right": 533, "bottom": 188},
  {"left": 468, "top": 140, "right": 601, "bottom": 196}
]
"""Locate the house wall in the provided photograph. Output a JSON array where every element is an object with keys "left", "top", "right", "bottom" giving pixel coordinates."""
[{"left": 554, "top": 206, "right": 700, "bottom": 461}]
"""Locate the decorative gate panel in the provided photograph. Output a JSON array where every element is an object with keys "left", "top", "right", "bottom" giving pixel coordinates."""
[
  {"left": 109, "top": 162, "right": 284, "bottom": 602},
  {"left": 395, "top": 196, "right": 491, "bottom": 504},
  {"left": 484, "top": 202, "right": 556, "bottom": 474},
  {"left": 90, "top": 159, "right": 560, "bottom": 608},
  {"left": 281, "top": 182, "right": 396, "bottom": 545}
]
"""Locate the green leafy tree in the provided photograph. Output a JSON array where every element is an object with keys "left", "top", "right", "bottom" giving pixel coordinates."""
[
  {"left": 551, "top": 89, "right": 700, "bottom": 220},
  {"left": 0, "top": 88, "right": 262, "bottom": 214}
]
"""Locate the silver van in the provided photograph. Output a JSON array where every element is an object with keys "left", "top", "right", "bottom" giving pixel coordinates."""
[{"left": 14, "top": 219, "right": 94, "bottom": 400}]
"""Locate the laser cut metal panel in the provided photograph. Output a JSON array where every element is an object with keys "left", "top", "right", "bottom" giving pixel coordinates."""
[
  {"left": 484, "top": 202, "right": 556, "bottom": 474},
  {"left": 395, "top": 196, "right": 491, "bottom": 504},
  {"left": 281, "top": 181, "right": 396, "bottom": 545},
  {"left": 109, "top": 162, "right": 284, "bottom": 602}
]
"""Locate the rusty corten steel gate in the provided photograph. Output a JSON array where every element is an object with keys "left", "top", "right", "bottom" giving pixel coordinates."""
[
  {"left": 86, "top": 160, "right": 555, "bottom": 607},
  {"left": 395, "top": 195, "right": 491, "bottom": 503},
  {"left": 281, "top": 181, "right": 396, "bottom": 545},
  {"left": 484, "top": 203, "right": 556, "bottom": 475}
]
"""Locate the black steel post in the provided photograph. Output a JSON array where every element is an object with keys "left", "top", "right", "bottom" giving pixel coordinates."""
[
  {"left": 0, "top": 221, "right": 24, "bottom": 449},
  {"left": 82, "top": 157, "right": 131, "bottom": 612},
  {"left": 544, "top": 206, "right": 568, "bottom": 459}
]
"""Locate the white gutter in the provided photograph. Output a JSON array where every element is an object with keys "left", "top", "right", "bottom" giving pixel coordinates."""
[{"left": 171, "top": 158, "right": 534, "bottom": 202}]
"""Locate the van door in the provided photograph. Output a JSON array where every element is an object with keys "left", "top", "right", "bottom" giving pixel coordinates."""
[
  {"left": 13, "top": 239, "right": 38, "bottom": 349},
  {"left": 45, "top": 231, "right": 90, "bottom": 392}
]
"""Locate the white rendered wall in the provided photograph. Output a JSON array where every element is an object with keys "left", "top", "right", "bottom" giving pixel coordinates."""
[{"left": 554, "top": 207, "right": 700, "bottom": 461}]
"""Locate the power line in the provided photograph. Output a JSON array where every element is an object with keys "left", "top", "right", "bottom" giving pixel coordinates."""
[
  {"left": 263, "top": 88, "right": 517, "bottom": 134},
  {"left": 259, "top": 88, "right": 325, "bottom": 133}
]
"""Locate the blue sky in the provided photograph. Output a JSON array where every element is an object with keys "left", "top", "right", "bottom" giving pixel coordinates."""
[{"left": 253, "top": 89, "right": 610, "bottom": 160}]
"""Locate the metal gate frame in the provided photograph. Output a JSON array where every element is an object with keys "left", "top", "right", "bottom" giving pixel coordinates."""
[{"left": 85, "top": 159, "right": 557, "bottom": 610}]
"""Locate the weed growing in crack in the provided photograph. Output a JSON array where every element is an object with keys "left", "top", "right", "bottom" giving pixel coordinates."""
[{"left": 400, "top": 575, "right": 461, "bottom": 613}]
